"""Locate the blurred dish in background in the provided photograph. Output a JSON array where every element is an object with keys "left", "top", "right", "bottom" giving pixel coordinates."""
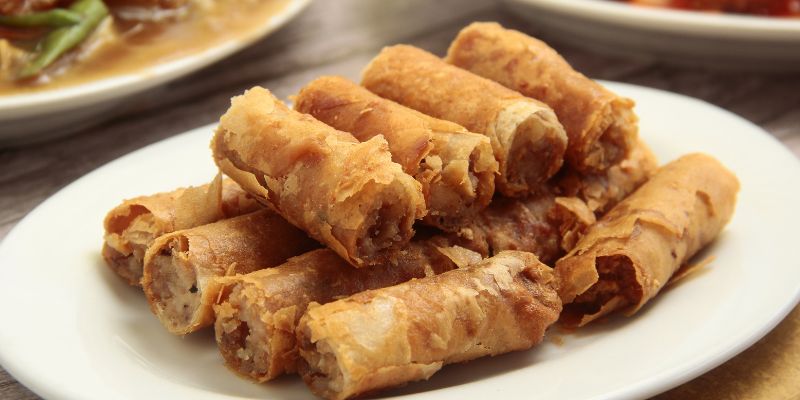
[
  {"left": 1, "top": 82, "right": 799, "bottom": 400},
  {"left": 0, "top": 0, "right": 296, "bottom": 93},
  {"left": 0, "top": 0, "right": 309, "bottom": 146},
  {"left": 505, "top": 0, "right": 800, "bottom": 70},
  {"left": 623, "top": 0, "right": 800, "bottom": 16}
]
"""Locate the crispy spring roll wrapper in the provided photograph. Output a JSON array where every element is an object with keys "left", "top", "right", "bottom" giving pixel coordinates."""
[
  {"left": 296, "top": 251, "right": 562, "bottom": 400},
  {"left": 452, "top": 194, "right": 594, "bottom": 266},
  {"left": 294, "top": 76, "right": 498, "bottom": 231},
  {"left": 212, "top": 87, "right": 426, "bottom": 268},
  {"left": 446, "top": 22, "right": 638, "bottom": 173},
  {"left": 553, "top": 139, "right": 658, "bottom": 215},
  {"left": 556, "top": 153, "right": 740, "bottom": 327},
  {"left": 102, "top": 176, "right": 261, "bottom": 286},
  {"left": 452, "top": 140, "right": 656, "bottom": 265},
  {"left": 212, "top": 243, "right": 480, "bottom": 382},
  {"left": 362, "top": 45, "right": 567, "bottom": 197},
  {"left": 141, "top": 209, "right": 319, "bottom": 335}
]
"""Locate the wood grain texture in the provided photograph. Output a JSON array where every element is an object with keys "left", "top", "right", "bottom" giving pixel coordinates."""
[{"left": 0, "top": 0, "right": 798, "bottom": 399}]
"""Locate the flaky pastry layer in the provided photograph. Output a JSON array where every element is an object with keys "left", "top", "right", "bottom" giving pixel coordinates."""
[
  {"left": 102, "top": 175, "right": 260, "bottom": 286},
  {"left": 142, "top": 209, "right": 318, "bottom": 335},
  {"left": 556, "top": 153, "right": 739, "bottom": 327},
  {"left": 446, "top": 22, "right": 638, "bottom": 172},
  {"left": 362, "top": 45, "right": 567, "bottom": 197},
  {"left": 212, "top": 87, "right": 426, "bottom": 267},
  {"left": 296, "top": 251, "right": 561, "bottom": 400},
  {"left": 450, "top": 139, "right": 656, "bottom": 265},
  {"left": 212, "top": 243, "right": 479, "bottom": 382},
  {"left": 295, "top": 76, "right": 497, "bottom": 230}
]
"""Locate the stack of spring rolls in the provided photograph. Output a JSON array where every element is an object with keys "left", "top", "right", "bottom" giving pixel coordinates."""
[{"left": 100, "top": 21, "right": 739, "bottom": 400}]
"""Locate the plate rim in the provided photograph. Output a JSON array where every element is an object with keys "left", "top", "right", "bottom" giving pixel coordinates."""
[
  {"left": 1, "top": 81, "right": 799, "bottom": 400},
  {"left": 506, "top": 0, "right": 800, "bottom": 39},
  {"left": 0, "top": 0, "right": 311, "bottom": 119}
]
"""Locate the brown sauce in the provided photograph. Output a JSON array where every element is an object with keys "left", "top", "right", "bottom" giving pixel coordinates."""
[{"left": 0, "top": 0, "right": 291, "bottom": 95}]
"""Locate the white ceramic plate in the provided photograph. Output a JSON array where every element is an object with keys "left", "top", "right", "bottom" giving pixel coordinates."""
[
  {"left": 505, "top": 0, "right": 800, "bottom": 70},
  {"left": 0, "top": 0, "right": 309, "bottom": 146},
  {"left": 0, "top": 82, "right": 799, "bottom": 400}
]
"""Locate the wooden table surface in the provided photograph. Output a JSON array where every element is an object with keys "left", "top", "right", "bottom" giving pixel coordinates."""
[{"left": 1, "top": 1, "right": 799, "bottom": 399}]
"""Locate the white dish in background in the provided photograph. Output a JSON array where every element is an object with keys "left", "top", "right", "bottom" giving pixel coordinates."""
[
  {"left": 0, "top": 0, "right": 310, "bottom": 146},
  {"left": 504, "top": 0, "right": 800, "bottom": 70},
  {"left": 0, "top": 82, "right": 799, "bottom": 400}
]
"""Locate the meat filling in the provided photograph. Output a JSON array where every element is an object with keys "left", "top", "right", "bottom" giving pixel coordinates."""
[
  {"left": 215, "top": 284, "right": 275, "bottom": 380},
  {"left": 299, "top": 329, "right": 346, "bottom": 399},
  {"left": 562, "top": 254, "right": 642, "bottom": 324},
  {"left": 495, "top": 102, "right": 565, "bottom": 194},
  {"left": 147, "top": 237, "right": 201, "bottom": 332}
]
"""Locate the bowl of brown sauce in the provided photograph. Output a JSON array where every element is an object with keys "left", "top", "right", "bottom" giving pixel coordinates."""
[{"left": 0, "top": 0, "right": 310, "bottom": 145}]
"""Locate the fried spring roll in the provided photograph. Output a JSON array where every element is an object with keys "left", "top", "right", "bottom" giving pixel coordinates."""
[
  {"left": 446, "top": 22, "right": 638, "bottom": 172},
  {"left": 454, "top": 194, "right": 562, "bottom": 263},
  {"left": 102, "top": 175, "right": 261, "bottom": 286},
  {"left": 451, "top": 140, "right": 656, "bottom": 265},
  {"left": 212, "top": 87, "right": 426, "bottom": 268},
  {"left": 556, "top": 153, "right": 739, "bottom": 327},
  {"left": 296, "top": 251, "right": 561, "bottom": 400},
  {"left": 451, "top": 193, "right": 593, "bottom": 265},
  {"left": 141, "top": 209, "right": 319, "bottom": 335},
  {"left": 212, "top": 243, "right": 480, "bottom": 382},
  {"left": 553, "top": 139, "right": 658, "bottom": 215},
  {"left": 362, "top": 45, "right": 567, "bottom": 197},
  {"left": 294, "top": 76, "right": 498, "bottom": 231}
]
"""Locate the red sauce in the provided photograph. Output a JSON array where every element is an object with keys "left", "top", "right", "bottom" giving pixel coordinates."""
[
  {"left": 669, "top": 0, "right": 800, "bottom": 16},
  {"left": 625, "top": 0, "right": 800, "bottom": 16}
]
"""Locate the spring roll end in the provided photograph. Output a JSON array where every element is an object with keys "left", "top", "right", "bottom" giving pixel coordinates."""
[
  {"left": 102, "top": 204, "right": 161, "bottom": 286},
  {"left": 557, "top": 252, "right": 643, "bottom": 327},
  {"left": 101, "top": 243, "right": 143, "bottom": 286},
  {"left": 495, "top": 103, "right": 567, "bottom": 195},
  {"left": 297, "top": 301, "right": 442, "bottom": 400},
  {"left": 576, "top": 98, "right": 639, "bottom": 172},
  {"left": 341, "top": 178, "right": 425, "bottom": 266},
  {"left": 557, "top": 153, "right": 739, "bottom": 327},
  {"left": 214, "top": 280, "right": 296, "bottom": 382},
  {"left": 143, "top": 236, "right": 213, "bottom": 335},
  {"left": 422, "top": 134, "right": 497, "bottom": 228},
  {"left": 296, "top": 309, "right": 349, "bottom": 400}
]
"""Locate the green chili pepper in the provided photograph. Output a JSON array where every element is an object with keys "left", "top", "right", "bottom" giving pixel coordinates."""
[
  {"left": 0, "top": 9, "right": 82, "bottom": 28},
  {"left": 17, "top": 0, "right": 109, "bottom": 79}
]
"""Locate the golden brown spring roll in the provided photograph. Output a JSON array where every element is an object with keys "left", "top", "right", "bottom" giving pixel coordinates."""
[
  {"left": 212, "top": 243, "right": 480, "bottom": 382},
  {"left": 553, "top": 139, "right": 658, "bottom": 215},
  {"left": 362, "top": 45, "right": 567, "bottom": 197},
  {"left": 294, "top": 76, "right": 498, "bottom": 231},
  {"left": 102, "top": 175, "right": 261, "bottom": 286},
  {"left": 446, "top": 22, "right": 638, "bottom": 172},
  {"left": 212, "top": 87, "right": 426, "bottom": 268},
  {"left": 141, "top": 209, "right": 319, "bottom": 335},
  {"left": 453, "top": 194, "right": 561, "bottom": 263},
  {"left": 452, "top": 140, "right": 656, "bottom": 265},
  {"left": 452, "top": 193, "right": 593, "bottom": 265},
  {"left": 296, "top": 251, "right": 561, "bottom": 400},
  {"left": 556, "top": 153, "right": 739, "bottom": 327}
]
